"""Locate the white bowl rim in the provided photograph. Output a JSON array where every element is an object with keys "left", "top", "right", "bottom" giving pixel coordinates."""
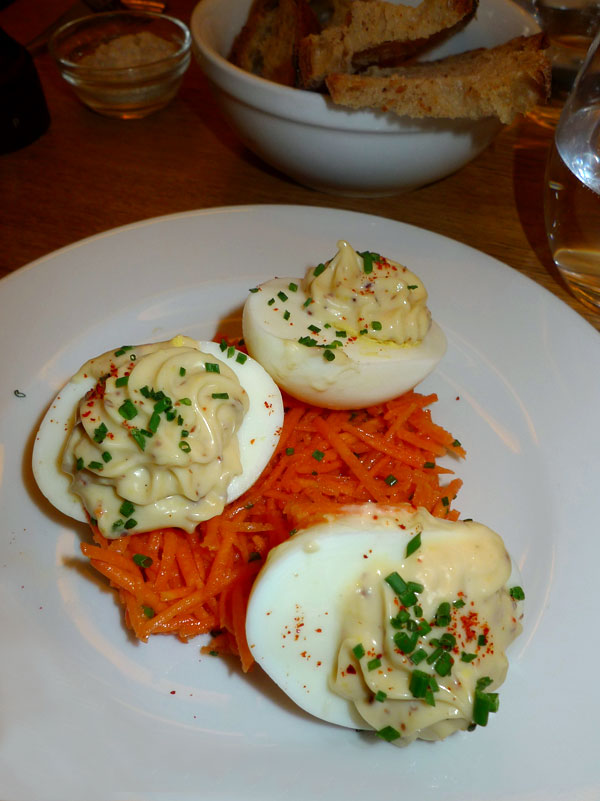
[{"left": 190, "top": 0, "right": 540, "bottom": 132}]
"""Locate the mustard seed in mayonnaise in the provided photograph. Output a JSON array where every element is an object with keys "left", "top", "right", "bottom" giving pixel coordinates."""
[
  {"left": 330, "top": 512, "right": 523, "bottom": 745},
  {"left": 62, "top": 336, "right": 249, "bottom": 537},
  {"left": 303, "top": 240, "right": 431, "bottom": 344}
]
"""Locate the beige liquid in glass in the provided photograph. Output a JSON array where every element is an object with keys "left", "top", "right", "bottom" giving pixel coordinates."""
[{"left": 545, "top": 137, "right": 600, "bottom": 312}]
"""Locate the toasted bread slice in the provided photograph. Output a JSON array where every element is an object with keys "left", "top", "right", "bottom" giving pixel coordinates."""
[
  {"left": 230, "top": 0, "right": 320, "bottom": 87},
  {"left": 325, "top": 33, "right": 551, "bottom": 123},
  {"left": 299, "top": 0, "right": 476, "bottom": 89}
]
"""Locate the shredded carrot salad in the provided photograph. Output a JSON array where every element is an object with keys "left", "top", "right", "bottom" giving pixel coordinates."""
[{"left": 82, "top": 389, "right": 465, "bottom": 672}]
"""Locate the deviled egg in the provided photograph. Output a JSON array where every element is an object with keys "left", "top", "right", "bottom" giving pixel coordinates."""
[
  {"left": 32, "top": 336, "right": 283, "bottom": 538},
  {"left": 246, "top": 505, "right": 524, "bottom": 745},
  {"left": 242, "top": 241, "right": 446, "bottom": 409}
]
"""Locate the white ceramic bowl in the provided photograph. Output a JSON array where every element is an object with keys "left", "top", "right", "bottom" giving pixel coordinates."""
[{"left": 191, "top": 0, "right": 538, "bottom": 195}]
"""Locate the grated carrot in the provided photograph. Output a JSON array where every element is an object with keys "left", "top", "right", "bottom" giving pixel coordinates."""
[{"left": 82, "top": 389, "right": 465, "bottom": 673}]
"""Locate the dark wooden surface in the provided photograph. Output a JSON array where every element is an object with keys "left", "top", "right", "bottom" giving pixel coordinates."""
[{"left": 2, "top": 0, "right": 599, "bottom": 330}]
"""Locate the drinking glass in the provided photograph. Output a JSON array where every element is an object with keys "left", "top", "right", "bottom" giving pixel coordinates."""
[
  {"left": 544, "top": 29, "right": 600, "bottom": 315},
  {"left": 527, "top": 0, "right": 600, "bottom": 125}
]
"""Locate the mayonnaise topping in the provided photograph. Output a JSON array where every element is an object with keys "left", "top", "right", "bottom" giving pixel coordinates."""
[
  {"left": 329, "top": 511, "right": 522, "bottom": 745},
  {"left": 62, "top": 336, "right": 249, "bottom": 537},
  {"left": 303, "top": 240, "right": 431, "bottom": 344}
]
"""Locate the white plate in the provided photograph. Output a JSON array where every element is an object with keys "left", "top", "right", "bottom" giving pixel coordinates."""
[{"left": 1, "top": 205, "right": 598, "bottom": 801}]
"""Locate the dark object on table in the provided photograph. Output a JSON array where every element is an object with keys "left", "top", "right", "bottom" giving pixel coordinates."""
[{"left": 0, "top": 29, "right": 50, "bottom": 153}]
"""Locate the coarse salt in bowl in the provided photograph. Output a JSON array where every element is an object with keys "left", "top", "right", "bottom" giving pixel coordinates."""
[
  {"left": 191, "top": 0, "right": 539, "bottom": 196},
  {"left": 49, "top": 10, "right": 191, "bottom": 119}
]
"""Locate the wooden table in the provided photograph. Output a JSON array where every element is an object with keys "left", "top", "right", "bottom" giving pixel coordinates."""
[{"left": 2, "top": 0, "right": 599, "bottom": 331}]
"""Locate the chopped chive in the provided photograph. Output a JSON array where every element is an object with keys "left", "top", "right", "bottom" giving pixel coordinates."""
[
  {"left": 75, "top": 457, "right": 84, "bottom": 471},
  {"left": 406, "top": 532, "right": 421, "bottom": 557},
  {"left": 165, "top": 410, "right": 176, "bottom": 421},
  {"left": 417, "top": 619, "right": 432, "bottom": 636},
  {"left": 312, "top": 449, "right": 325, "bottom": 461},
  {"left": 374, "top": 690, "right": 387, "bottom": 702},
  {"left": 384, "top": 474, "right": 398, "bottom": 487},
  {"left": 452, "top": 439, "right": 462, "bottom": 447},
  {"left": 477, "top": 676, "right": 493, "bottom": 691},
  {"left": 407, "top": 284, "right": 418, "bottom": 290},
  {"left": 434, "top": 651, "right": 453, "bottom": 677},
  {"left": 423, "top": 461, "right": 435, "bottom": 469},
  {"left": 509, "top": 586, "right": 525, "bottom": 600},
  {"left": 298, "top": 336, "right": 317, "bottom": 347},
  {"left": 153, "top": 397, "right": 171, "bottom": 414},
  {"left": 394, "top": 631, "right": 418, "bottom": 654},
  {"left": 335, "top": 330, "right": 347, "bottom": 338},
  {"left": 277, "top": 291, "right": 288, "bottom": 302},
  {"left": 249, "top": 287, "right": 259, "bottom": 293},
  {"left": 377, "top": 725, "right": 401, "bottom": 742},
  {"left": 177, "top": 414, "right": 184, "bottom": 426},
  {"left": 179, "top": 397, "right": 192, "bottom": 406},
  {"left": 101, "top": 451, "right": 112, "bottom": 463},
  {"left": 267, "top": 298, "right": 275, "bottom": 306},
  {"left": 371, "top": 320, "right": 382, "bottom": 331},
  {"left": 179, "top": 366, "right": 186, "bottom": 376},
  {"left": 303, "top": 297, "right": 313, "bottom": 308},
  {"left": 133, "top": 553, "right": 153, "bottom": 568},
  {"left": 88, "top": 461, "right": 103, "bottom": 470},
  {"left": 385, "top": 571, "right": 407, "bottom": 596},
  {"left": 118, "top": 399, "right": 137, "bottom": 420},
  {"left": 367, "top": 658, "right": 381, "bottom": 671},
  {"left": 93, "top": 423, "right": 108, "bottom": 443},
  {"left": 130, "top": 429, "right": 146, "bottom": 451},
  {"left": 473, "top": 690, "right": 498, "bottom": 726},
  {"left": 453, "top": 599, "right": 466, "bottom": 609},
  {"left": 283, "top": 310, "right": 291, "bottom": 321},
  {"left": 434, "top": 602, "right": 451, "bottom": 627},
  {"left": 352, "top": 643, "right": 365, "bottom": 660},
  {"left": 219, "top": 339, "right": 228, "bottom": 351},
  {"left": 124, "top": 518, "right": 137, "bottom": 530},
  {"left": 439, "top": 632, "right": 456, "bottom": 650},
  {"left": 413, "top": 605, "right": 423, "bottom": 618},
  {"left": 285, "top": 447, "right": 295, "bottom": 455},
  {"left": 179, "top": 441, "right": 191, "bottom": 453},
  {"left": 313, "top": 262, "right": 326, "bottom": 277},
  {"left": 426, "top": 646, "right": 443, "bottom": 665},
  {"left": 323, "top": 350, "right": 335, "bottom": 361},
  {"left": 359, "top": 328, "right": 368, "bottom": 335},
  {"left": 120, "top": 500, "right": 135, "bottom": 517},
  {"left": 115, "top": 376, "right": 129, "bottom": 387},
  {"left": 236, "top": 352, "right": 247, "bottom": 364},
  {"left": 361, "top": 252, "right": 374, "bottom": 274},
  {"left": 308, "top": 324, "right": 321, "bottom": 333},
  {"left": 442, "top": 496, "right": 450, "bottom": 507},
  {"left": 205, "top": 363, "right": 220, "bottom": 373},
  {"left": 288, "top": 282, "right": 298, "bottom": 292},
  {"left": 410, "top": 648, "right": 427, "bottom": 665},
  {"left": 478, "top": 634, "right": 487, "bottom": 646},
  {"left": 461, "top": 652, "right": 477, "bottom": 663},
  {"left": 142, "top": 605, "right": 155, "bottom": 619},
  {"left": 181, "top": 430, "right": 189, "bottom": 438},
  {"left": 390, "top": 609, "right": 410, "bottom": 629},
  {"left": 148, "top": 411, "right": 161, "bottom": 433},
  {"left": 114, "top": 346, "right": 134, "bottom": 357},
  {"left": 212, "top": 392, "right": 229, "bottom": 400},
  {"left": 112, "top": 519, "right": 124, "bottom": 531},
  {"left": 248, "top": 552, "right": 262, "bottom": 563}
]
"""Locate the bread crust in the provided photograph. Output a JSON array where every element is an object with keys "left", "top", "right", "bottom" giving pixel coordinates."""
[
  {"left": 229, "top": 0, "right": 320, "bottom": 87},
  {"left": 325, "top": 33, "right": 551, "bottom": 123},
  {"left": 299, "top": 0, "right": 477, "bottom": 89}
]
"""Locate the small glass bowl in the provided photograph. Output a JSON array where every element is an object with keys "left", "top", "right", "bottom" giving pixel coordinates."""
[{"left": 48, "top": 11, "right": 191, "bottom": 119}]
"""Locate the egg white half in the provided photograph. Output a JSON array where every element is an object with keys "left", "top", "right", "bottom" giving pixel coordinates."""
[
  {"left": 242, "top": 277, "right": 447, "bottom": 409},
  {"left": 32, "top": 340, "right": 284, "bottom": 525},
  {"left": 246, "top": 506, "right": 523, "bottom": 730}
]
